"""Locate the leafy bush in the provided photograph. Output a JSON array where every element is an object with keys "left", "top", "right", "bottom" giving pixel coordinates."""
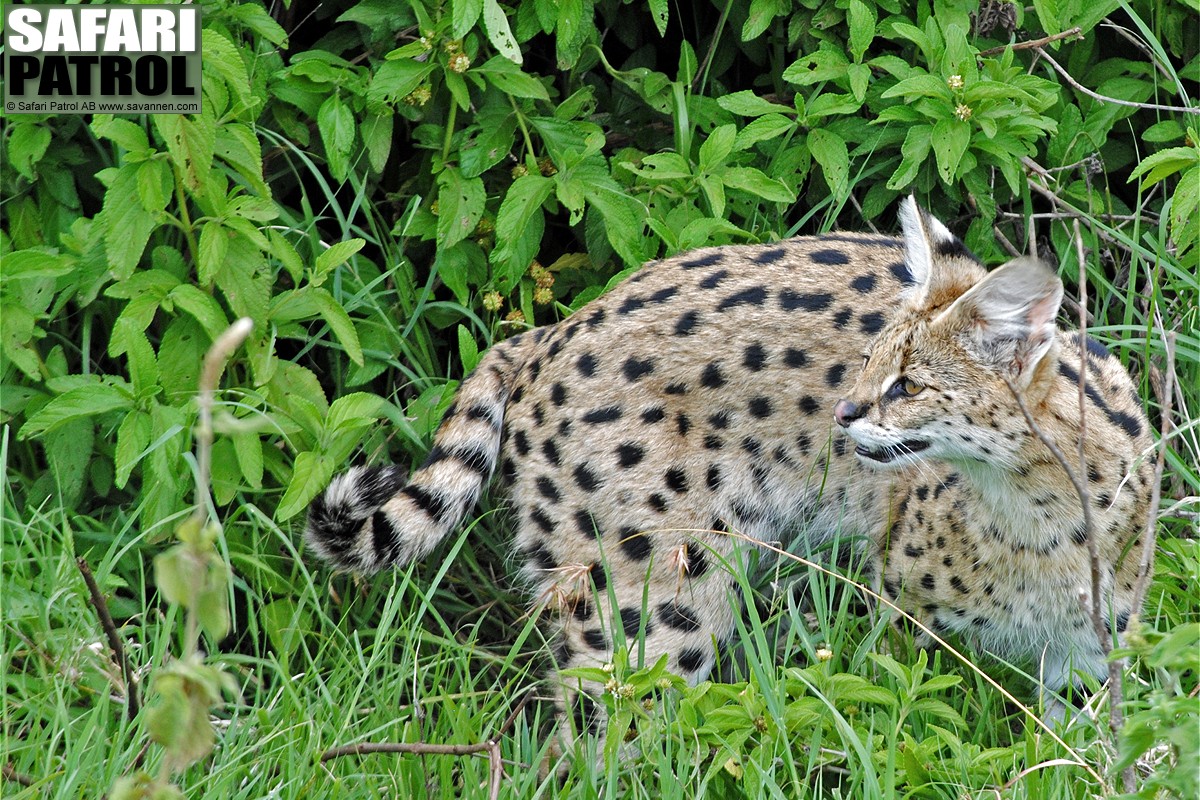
[{"left": 2, "top": 0, "right": 1197, "bottom": 797}]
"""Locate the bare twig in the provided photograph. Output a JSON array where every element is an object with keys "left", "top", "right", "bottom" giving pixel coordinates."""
[
  {"left": 76, "top": 557, "right": 140, "bottom": 720},
  {"left": 2, "top": 763, "right": 35, "bottom": 788},
  {"left": 978, "top": 26, "right": 1082, "bottom": 57},
  {"left": 1033, "top": 47, "right": 1199, "bottom": 115},
  {"left": 1131, "top": 331, "right": 1176, "bottom": 612},
  {"left": 319, "top": 690, "right": 534, "bottom": 800},
  {"left": 194, "top": 318, "right": 255, "bottom": 520}
]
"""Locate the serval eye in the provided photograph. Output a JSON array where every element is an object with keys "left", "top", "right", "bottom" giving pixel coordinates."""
[{"left": 888, "top": 376, "right": 923, "bottom": 398}]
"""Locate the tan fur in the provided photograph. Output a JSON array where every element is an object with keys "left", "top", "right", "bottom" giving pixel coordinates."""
[{"left": 305, "top": 198, "right": 1153, "bottom": 756}]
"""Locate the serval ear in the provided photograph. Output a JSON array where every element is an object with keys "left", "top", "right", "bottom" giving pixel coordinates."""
[
  {"left": 936, "top": 256, "right": 1064, "bottom": 390},
  {"left": 897, "top": 196, "right": 979, "bottom": 305}
]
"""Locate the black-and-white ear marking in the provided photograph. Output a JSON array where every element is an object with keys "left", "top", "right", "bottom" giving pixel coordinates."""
[
  {"left": 938, "top": 256, "right": 1064, "bottom": 387},
  {"left": 898, "top": 196, "right": 969, "bottom": 297}
]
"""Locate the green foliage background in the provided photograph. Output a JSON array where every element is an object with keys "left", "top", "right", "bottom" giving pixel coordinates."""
[{"left": 2, "top": 0, "right": 1197, "bottom": 797}]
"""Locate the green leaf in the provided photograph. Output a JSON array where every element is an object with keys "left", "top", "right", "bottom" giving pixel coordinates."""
[
  {"left": 314, "top": 239, "right": 366, "bottom": 279},
  {"left": 198, "top": 221, "right": 229, "bottom": 288},
  {"left": 698, "top": 174, "right": 726, "bottom": 218},
  {"left": 458, "top": 325, "right": 481, "bottom": 373},
  {"left": 362, "top": 111, "right": 394, "bottom": 174},
  {"left": 807, "top": 129, "right": 849, "bottom": 197},
  {"left": 734, "top": 114, "right": 797, "bottom": 150},
  {"left": 232, "top": 431, "right": 264, "bottom": 489},
  {"left": 115, "top": 411, "right": 152, "bottom": 488},
  {"left": 317, "top": 94, "right": 355, "bottom": 182},
  {"left": 437, "top": 167, "right": 487, "bottom": 251},
  {"left": 881, "top": 74, "right": 953, "bottom": 101},
  {"left": 625, "top": 152, "right": 693, "bottom": 180},
  {"left": 476, "top": 56, "right": 549, "bottom": 99},
  {"left": 1128, "top": 146, "right": 1199, "bottom": 187},
  {"left": 721, "top": 167, "right": 796, "bottom": 203},
  {"left": 887, "top": 124, "right": 932, "bottom": 190},
  {"left": 782, "top": 47, "right": 849, "bottom": 86},
  {"left": 101, "top": 165, "right": 156, "bottom": 279},
  {"left": 493, "top": 174, "right": 553, "bottom": 289},
  {"left": 1031, "top": 0, "right": 1061, "bottom": 36},
  {"left": 91, "top": 115, "right": 150, "bottom": 153},
  {"left": 451, "top": 0, "right": 484, "bottom": 37},
  {"left": 168, "top": 284, "right": 228, "bottom": 341},
  {"left": 154, "top": 113, "right": 214, "bottom": 197},
  {"left": 325, "top": 392, "right": 386, "bottom": 435},
  {"left": 648, "top": 0, "right": 669, "bottom": 36},
  {"left": 742, "top": 0, "right": 783, "bottom": 41},
  {"left": 482, "top": 0, "right": 522, "bottom": 64},
  {"left": 368, "top": 59, "right": 435, "bottom": 106},
  {"left": 847, "top": 0, "right": 876, "bottom": 62},
  {"left": 8, "top": 123, "right": 52, "bottom": 181},
  {"left": 311, "top": 288, "right": 365, "bottom": 365},
  {"left": 699, "top": 125, "right": 737, "bottom": 171},
  {"left": 277, "top": 450, "right": 335, "bottom": 521},
  {"left": 717, "top": 91, "right": 794, "bottom": 117},
  {"left": 931, "top": 117, "right": 971, "bottom": 183},
  {"left": 20, "top": 382, "right": 133, "bottom": 439},
  {"left": 847, "top": 63, "right": 871, "bottom": 102},
  {"left": 0, "top": 249, "right": 74, "bottom": 280}
]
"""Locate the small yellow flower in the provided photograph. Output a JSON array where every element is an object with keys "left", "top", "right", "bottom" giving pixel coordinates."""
[
  {"left": 448, "top": 52, "right": 471, "bottom": 74},
  {"left": 482, "top": 292, "right": 504, "bottom": 312},
  {"left": 403, "top": 85, "right": 432, "bottom": 106},
  {"left": 816, "top": 646, "right": 834, "bottom": 662},
  {"left": 504, "top": 309, "right": 525, "bottom": 323},
  {"left": 538, "top": 156, "right": 557, "bottom": 176},
  {"left": 955, "top": 103, "right": 973, "bottom": 121},
  {"left": 534, "top": 286, "right": 555, "bottom": 305},
  {"left": 511, "top": 163, "right": 529, "bottom": 179},
  {"left": 618, "top": 683, "right": 636, "bottom": 700},
  {"left": 947, "top": 74, "right": 964, "bottom": 90}
]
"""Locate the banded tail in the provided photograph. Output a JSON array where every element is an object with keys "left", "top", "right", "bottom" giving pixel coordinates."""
[{"left": 304, "top": 334, "right": 534, "bottom": 573}]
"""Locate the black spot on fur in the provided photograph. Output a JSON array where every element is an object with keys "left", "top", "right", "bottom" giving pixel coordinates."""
[
  {"left": 797, "top": 396, "right": 820, "bottom": 416},
  {"left": 623, "top": 357, "right": 656, "bottom": 381},
  {"left": 779, "top": 290, "right": 833, "bottom": 312},
  {"left": 641, "top": 406, "right": 666, "bottom": 423},
  {"left": 648, "top": 493, "right": 668, "bottom": 512},
  {"left": 530, "top": 507, "right": 554, "bottom": 533},
  {"left": 706, "top": 465, "right": 721, "bottom": 491},
  {"left": 617, "top": 442, "right": 646, "bottom": 467},
  {"left": 665, "top": 382, "right": 688, "bottom": 395},
  {"left": 860, "top": 312, "right": 886, "bottom": 334},
  {"left": 577, "top": 353, "right": 598, "bottom": 377},
  {"left": 783, "top": 348, "right": 808, "bottom": 368},
  {"left": 526, "top": 543, "right": 557, "bottom": 571},
  {"left": 754, "top": 247, "right": 787, "bottom": 264},
  {"left": 678, "top": 647, "right": 707, "bottom": 672},
  {"left": 850, "top": 273, "right": 877, "bottom": 293},
  {"left": 708, "top": 411, "right": 730, "bottom": 429},
  {"left": 550, "top": 382, "right": 568, "bottom": 406},
  {"left": 1057, "top": 362, "right": 1143, "bottom": 439},
  {"left": 700, "top": 269, "right": 729, "bottom": 289},
  {"left": 935, "top": 236, "right": 974, "bottom": 260},
  {"left": 718, "top": 286, "right": 768, "bottom": 311},
  {"left": 589, "top": 562, "right": 607, "bottom": 590},
  {"left": 686, "top": 546, "right": 709, "bottom": 577},
  {"left": 743, "top": 342, "right": 767, "bottom": 371},
  {"left": 536, "top": 476, "right": 561, "bottom": 502},
  {"left": 370, "top": 510, "right": 402, "bottom": 564},
  {"left": 620, "top": 607, "right": 649, "bottom": 637},
  {"left": 542, "top": 439, "right": 561, "bottom": 466},
  {"left": 619, "top": 528, "right": 653, "bottom": 560},
  {"left": 665, "top": 468, "right": 689, "bottom": 494},
  {"left": 701, "top": 363, "right": 726, "bottom": 388},
  {"left": 703, "top": 434, "right": 723, "bottom": 450},
  {"left": 648, "top": 286, "right": 679, "bottom": 304},
  {"left": 889, "top": 260, "right": 913, "bottom": 284},
  {"left": 920, "top": 573, "right": 936, "bottom": 590},
  {"left": 583, "top": 629, "right": 606, "bottom": 650},
  {"left": 680, "top": 251, "right": 723, "bottom": 269},
  {"left": 402, "top": 484, "right": 452, "bottom": 522},
  {"left": 575, "top": 510, "right": 600, "bottom": 538},
  {"left": 832, "top": 309, "right": 852, "bottom": 329},
  {"left": 810, "top": 248, "right": 849, "bottom": 265},
  {"left": 748, "top": 397, "right": 772, "bottom": 418},
  {"left": 573, "top": 464, "right": 602, "bottom": 492},
  {"left": 825, "top": 364, "right": 846, "bottom": 387},
  {"left": 658, "top": 602, "right": 702, "bottom": 632},
  {"left": 582, "top": 406, "right": 622, "bottom": 424},
  {"left": 674, "top": 310, "right": 701, "bottom": 336},
  {"left": 586, "top": 308, "right": 607, "bottom": 327},
  {"left": 949, "top": 575, "right": 969, "bottom": 594}
]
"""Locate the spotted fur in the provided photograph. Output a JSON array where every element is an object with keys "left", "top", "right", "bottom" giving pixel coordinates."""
[{"left": 305, "top": 198, "right": 1152, "bottom": 757}]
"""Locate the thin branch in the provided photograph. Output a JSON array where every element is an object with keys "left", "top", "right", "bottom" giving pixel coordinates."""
[
  {"left": 76, "top": 557, "right": 140, "bottom": 720},
  {"left": 1131, "top": 331, "right": 1176, "bottom": 612},
  {"left": 978, "top": 27, "right": 1082, "bottom": 57},
  {"left": 1033, "top": 46, "right": 1199, "bottom": 115},
  {"left": 2, "top": 763, "right": 35, "bottom": 788},
  {"left": 194, "top": 318, "right": 255, "bottom": 521}
]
